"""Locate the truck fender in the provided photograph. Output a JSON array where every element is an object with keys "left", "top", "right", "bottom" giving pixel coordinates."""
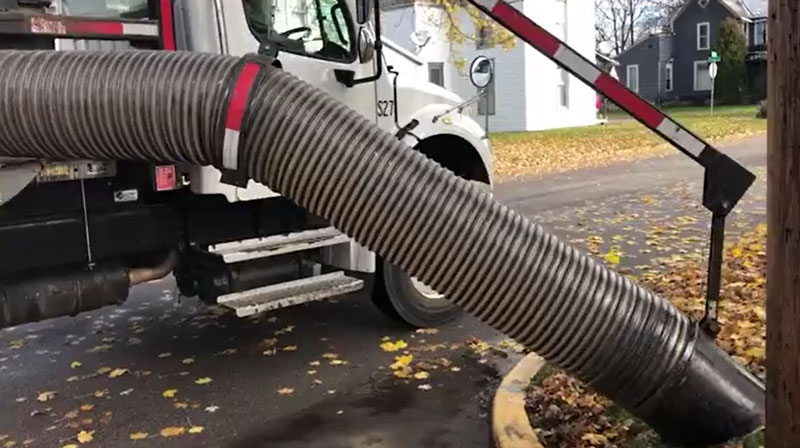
[{"left": 396, "top": 104, "right": 493, "bottom": 187}]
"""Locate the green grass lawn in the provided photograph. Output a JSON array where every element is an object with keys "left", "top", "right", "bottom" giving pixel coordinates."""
[{"left": 491, "top": 105, "right": 766, "bottom": 180}]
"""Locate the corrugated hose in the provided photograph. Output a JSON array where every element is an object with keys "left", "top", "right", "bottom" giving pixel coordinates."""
[{"left": 0, "top": 50, "right": 764, "bottom": 445}]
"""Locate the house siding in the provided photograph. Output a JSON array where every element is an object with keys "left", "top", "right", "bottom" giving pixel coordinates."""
[
  {"left": 617, "top": 36, "right": 661, "bottom": 103},
  {"left": 672, "top": 0, "right": 734, "bottom": 101}
]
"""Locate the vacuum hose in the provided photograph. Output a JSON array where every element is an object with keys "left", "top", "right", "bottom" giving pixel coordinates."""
[{"left": 0, "top": 51, "right": 763, "bottom": 445}]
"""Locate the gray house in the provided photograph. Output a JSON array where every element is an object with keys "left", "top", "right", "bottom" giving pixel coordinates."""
[{"left": 616, "top": 0, "right": 767, "bottom": 104}]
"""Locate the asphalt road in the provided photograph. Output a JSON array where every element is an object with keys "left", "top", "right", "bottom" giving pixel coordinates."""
[{"left": 0, "top": 135, "right": 766, "bottom": 448}]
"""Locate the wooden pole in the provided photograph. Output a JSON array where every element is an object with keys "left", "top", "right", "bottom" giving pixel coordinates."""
[{"left": 767, "top": 1, "right": 800, "bottom": 446}]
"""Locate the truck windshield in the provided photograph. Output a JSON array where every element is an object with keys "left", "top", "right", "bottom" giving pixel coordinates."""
[
  {"left": 243, "top": 0, "right": 354, "bottom": 62},
  {"left": 60, "top": 0, "right": 149, "bottom": 18}
]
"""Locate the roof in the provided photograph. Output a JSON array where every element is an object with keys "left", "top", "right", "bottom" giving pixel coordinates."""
[{"left": 671, "top": 0, "right": 767, "bottom": 23}]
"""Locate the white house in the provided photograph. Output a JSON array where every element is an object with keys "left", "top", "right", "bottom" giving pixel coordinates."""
[{"left": 382, "top": 0, "right": 598, "bottom": 132}]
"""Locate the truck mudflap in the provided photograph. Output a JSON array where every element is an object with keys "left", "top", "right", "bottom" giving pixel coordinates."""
[{"left": 0, "top": 50, "right": 764, "bottom": 445}]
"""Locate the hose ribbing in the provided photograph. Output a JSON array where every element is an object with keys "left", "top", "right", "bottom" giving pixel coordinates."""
[{"left": 0, "top": 50, "right": 763, "bottom": 445}]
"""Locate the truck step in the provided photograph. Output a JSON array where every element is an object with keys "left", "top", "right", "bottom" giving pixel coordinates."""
[
  {"left": 216, "top": 271, "right": 364, "bottom": 317},
  {"left": 208, "top": 227, "right": 350, "bottom": 264}
]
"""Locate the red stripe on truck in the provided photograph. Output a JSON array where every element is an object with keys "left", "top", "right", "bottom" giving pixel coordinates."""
[
  {"left": 66, "top": 21, "right": 123, "bottom": 35},
  {"left": 491, "top": 1, "right": 560, "bottom": 56},
  {"left": 225, "top": 63, "right": 261, "bottom": 131},
  {"left": 595, "top": 73, "right": 664, "bottom": 128},
  {"left": 159, "top": 0, "right": 175, "bottom": 50}
]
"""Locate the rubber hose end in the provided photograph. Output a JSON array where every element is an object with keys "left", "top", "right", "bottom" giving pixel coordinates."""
[{"left": 640, "top": 333, "right": 764, "bottom": 446}]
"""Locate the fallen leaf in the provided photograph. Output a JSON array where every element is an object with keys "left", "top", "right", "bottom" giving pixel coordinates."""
[
  {"left": 96, "top": 367, "right": 112, "bottom": 375},
  {"left": 92, "top": 389, "right": 108, "bottom": 398},
  {"left": 604, "top": 249, "right": 620, "bottom": 265},
  {"left": 329, "top": 359, "right": 347, "bottom": 366},
  {"left": 312, "top": 379, "right": 323, "bottom": 385},
  {"left": 129, "top": 432, "right": 148, "bottom": 440},
  {"left": 307, "top": 370, "right": 317, "bottom": 375},
  {"left": 581, "top": 433, "right": 609, "bottom": 445},
  {"left": 119, "top": 388, "right": 134, "bottom": 396},
  {"left": 417, "top": 384, "right": 432, "bottom": 391},
  {"left": 14, "top": 397, "right": 26, "bottom": 403},
  {"left": 281, "top": 345, "right": 297, "bottom": 352},
  {"left": 88, "top": 344, "right": 112, "bottom": 353},
  {"left": 415, "top": 328, "right": 439, "bottom": 335},
  {"left": 173, "top": 402, "right": 188, "bottom": 409},
  {"left": 217, "top": 348, "right": 237, "bottom": 356},
  {"left": 277, "top": 387, "right": 294, "bottom": 395},
  {"left": 204, "top": 405, "right": 219, "bottom": 413},
  {"left": 390, "top": 354, "right": 413, "bottom": 369},
  {"left": 70, "top": 361, "right": 82, "bottom": 369},
  {"left": 66, "top": 376, "right": 80, "bottom": 382},
  {"left": 157, "top": 352, "right": 172, "bottom": 359},
  {"left": 188, "top": 426, "right": 204, "bottom": 434},
  {"left": 309, "top": 360, "right": 321, "bottom": 366},
  {"left": 37, "top": 391, "right": 56, "bottom": 402},
  {"left": 181, "top": 357, "right": 195, "bottom": 365},
  {"left": 393, "top": 369, "right": 411, "bottom": 379},
  {"left": 62, "top": 445, "right": 78, "bottom": 448},
  {"left": 162, "top": 389, "right": 178, "bottom": 398},
  {"left": 76, "top": 430, "right": 93, "bottom": 443},
  {"left": 321, "top": 353, "right": 338, "bottom": 359},
  {"left": 326, "top": 389, "right": 336, "bottom": 395},
  {"left": 108, "top": 368, "right": 128, "bottom": 378},
  {"left": 379, "top": 340, "right": 408, "bottom": 352},
  {"left": 159, "top": 427, "right": 185, "bottom": 438},
  {"left": 450, "top": 366, "right": 461, "bottom": 372},
  {"left": 194, "top": 377, "right": 212, "bottom": 385},
  {"left": 80, "top": 404, "right": 94, "bottom": 412},
  {"left": 413, "top": 371, "right": 430, "bottom": 380}
]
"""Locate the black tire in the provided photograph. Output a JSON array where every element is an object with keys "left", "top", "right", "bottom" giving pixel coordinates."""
[{"left": 372, "top": 259, "right": 462, "bottom": 328}]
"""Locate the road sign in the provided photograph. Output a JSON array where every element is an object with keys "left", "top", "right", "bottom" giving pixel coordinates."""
[{"left": 709, "top": 62, "right": 718, "bottom": 79}]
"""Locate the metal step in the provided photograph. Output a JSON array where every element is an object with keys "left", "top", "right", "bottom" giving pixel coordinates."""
[
  {"left": 208, "top": 227, "right": 350, "bottom": 264},
  {"left": 216, "top": 271, "right": 364, "bottom": 317}
]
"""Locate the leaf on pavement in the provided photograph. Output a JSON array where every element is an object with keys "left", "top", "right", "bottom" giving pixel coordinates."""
[
  {"left": 216, "top": 348, "right": 237, "bottom": 356},
  {"left": 417, "top": 384, "right": 432, "bottom": 391},
  {"left": 173, "top": 402, "right": 188, "bottom": 409},
  {"left": 159, "top": 427, "right": 185, "bottom": 438},
  {"left": 281, "top": 345, "right": 297, "bottom": 352},
  {"left": 413, "top": 371, "right": 429, "bottom": 380},
  {"left": 329, "top": 359, "right": 347, "bottom": 366},
  {"left": 79, "top": 404, "right": 93, "bottom": 412},
  {"left": 379, "top": 340, "right": 407, "bottom": 352},
  {"left": 581, "top": 433, "right": 609, "bottom": 445},
  {"left": 204, "top": 405, "right": 219, "bottom": 413},
  {"left": 390, "top": 354, "right": 413, "bottom": 369},
  {"left": 415, "top": 328, "right": 439, "bottom": 335},
  {"left": 194, "top": 377, "right": 212, "bottom": 385},
  {"left": 70, "top": 361, "right": 82, "bottom": 369},
  {"left": 76, "top": 430, "right": 93, "bottom": 444},
  {"left": 92, "top": 389, "right": 108, "bottom": 398},
  {"left": 188, "top": 426, "right": 204, "bottom": 434},
  {"left": 157, "top": 352, "right": 172, "bottom": 359},
  {"left": 62, "top": 445, "right": 78, "bottom": 448},
  {"left": 321, "top": 353, "right": 338, "bottom": 359},
  {"left": 36, "top": 391, "right": 56, "bottom": 402},
  {"left": 129, "top": 432, "right": 148, "bottom": 440},
  {"left": 181, "top": 357, "right": 195, "bottom": 365},
  {"left": 162, "top": 389, "right": 178, "bottom": 398},
  {"left": 108, "top": 368, "right": 128, "bottom": 378},
  {"left": 604, "top": 249, "right": 620, "bottom": 266},
  {"left": 96, "top": 367, "right": 112, "bottom": 375},
  {"left": 119, "top": 388, "right": 134, "bottom": 396},
  {"left": 277, "top": 387, "right": 294, "bottom": 395},
  {"left": 307, "top": 370, "right": 317, "bottom": 375},
  {"left": 87, "top": 344, "right": 112, "bottom": 353},
  {"left": 309, "top": 360, "right": 321, "bottom": 366}
]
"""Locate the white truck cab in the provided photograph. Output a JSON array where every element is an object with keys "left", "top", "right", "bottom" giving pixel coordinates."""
[{"left": 0, "top": 0, "right": 492, "bottom": 329}]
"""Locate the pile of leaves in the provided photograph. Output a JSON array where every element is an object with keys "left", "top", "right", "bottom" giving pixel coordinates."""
[
  {"left": 525, "top": 224, "right": 766, "bottom": 447},
  {"left": 491, "top": 106, "right": 766, "bottom": 180}
]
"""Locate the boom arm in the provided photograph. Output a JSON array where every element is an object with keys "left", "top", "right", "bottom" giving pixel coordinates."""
[{"left": 467, "top": 0, "right": 756, "bottom": 333}]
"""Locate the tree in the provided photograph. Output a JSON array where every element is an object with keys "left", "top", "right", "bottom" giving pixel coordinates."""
[
  {"left": 767, "top": 1, "right": 800, "bottom": 447},
  {"left": 714, "top": 17, "right": 747, "bottom": 104},
  {"left": 594, "top": 0, "right": 681, "bottom": 55}
]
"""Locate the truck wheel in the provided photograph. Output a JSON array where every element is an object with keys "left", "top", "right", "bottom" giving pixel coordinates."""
[
  {"left": 371, "top": 180, "right": 489, "bottom": 327},
  {"left": 372, "top": 259, "right": 462, "bottom": 328}
]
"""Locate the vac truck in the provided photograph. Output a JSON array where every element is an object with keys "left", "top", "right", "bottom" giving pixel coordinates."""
[
  {"left": 0, "top": 0, "right": 765, "bottom": 445},
  {"left": 0, "top": 0, "right": 493, "bottom": 328}
]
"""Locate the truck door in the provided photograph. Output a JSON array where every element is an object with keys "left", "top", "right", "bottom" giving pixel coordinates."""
[{"left": 223, "top": 0, "right": 377, "bottom": 123}]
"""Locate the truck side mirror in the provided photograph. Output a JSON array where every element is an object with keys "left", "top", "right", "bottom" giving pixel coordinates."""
[
  {"left": 469, "top": 56, "right": 494, "bottom": 88},
  {"left": 358, "top": 27, "right": 375, "bottom": 63},
  {"left": 355, "top": 0, "right": 371, "bottom": 24}
]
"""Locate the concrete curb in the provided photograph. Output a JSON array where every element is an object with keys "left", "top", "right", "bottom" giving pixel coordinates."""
[{"left": 491, "top": 353, "right": 546, "bottom": 448}]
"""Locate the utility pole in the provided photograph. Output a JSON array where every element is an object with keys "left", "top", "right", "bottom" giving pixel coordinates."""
[{"left": 767, "top": 1, "right": 800, "bottom": 446}]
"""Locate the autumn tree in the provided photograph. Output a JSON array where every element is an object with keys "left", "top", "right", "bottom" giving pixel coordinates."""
[{"left": 714, "top": 17, "right": 747, "bottom": 104}]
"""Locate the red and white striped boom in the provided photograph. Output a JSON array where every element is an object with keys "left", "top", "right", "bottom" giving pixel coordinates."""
[{"left": 468, "top": 0, "right": 754, "bottom": 215}]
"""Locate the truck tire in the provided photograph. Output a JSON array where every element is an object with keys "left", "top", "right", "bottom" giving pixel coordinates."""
[
  {"left": 372, "top": 258, "right": 462, "bottom": 328},
  {"left": 372, "top": 180, "right": 490, "bottom": 327}
]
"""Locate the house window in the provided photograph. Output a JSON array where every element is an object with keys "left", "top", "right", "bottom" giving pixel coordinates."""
[
  {"left": 478, "top": 60, "right": 496, "bottom": 116},
  {"left": 558, "top": 69, "right": 569, "bottom": 107},
  {"left": 665, "top": 63, "right": 673, "bottom": 92},
  {"left": 694, "top": 60, "right": 712, "bottom": 91},
  {"left": 697, "top": 22, "right": 710, "bottom": 50},
  {"left": 428, "top": 62, "right": 444, "bottom": 87},
  {"left": 626, "top": 64, "right": 639, "bottom": 93},
  {"left": 743, "top": 21, "right": 750, "bottom": 45},
  {"left": 753, "top": 20, "right": 766, "bottom": 46},
  {"left": 476, "top": 26, "right": 491, "bottom": 49}
]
